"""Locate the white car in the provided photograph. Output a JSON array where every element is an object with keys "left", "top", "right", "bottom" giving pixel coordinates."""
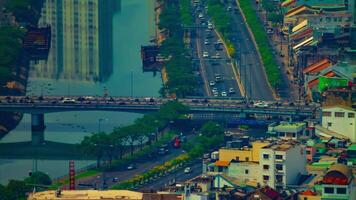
[
  {"left": 203, "top": 51, "right": 209, "bottom": 58},
  {"left": 209, "top": 81, "right": 216, "bottom": 86},
  {"left": 212, "top": 88, "right": 218, "bottom": 93},
  {"left": 184, "top": 167, "right": 192, "bottom": 173},
  {"left": 229, "top": 87, "right": 235, "bottom": 94},
  {"left": 198, "top": 13, "right": 204, "bottom": 19},
  {"left": 254, "top": 101, "right": 269, "bottom": 108},
  {"left": 221, "top": 91, "right": 227, "bottom": 97},
  {"left": 61, "top": 98, "right": 76, "bottom": 103},
  {"left": 204, "top": 39, "right": 210, "bottom": 45},
  {"left": 208, "top": 24, "right": 213, "bottom": 30}
]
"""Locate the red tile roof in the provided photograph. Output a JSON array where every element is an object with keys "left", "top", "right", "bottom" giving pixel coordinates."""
[{"left": 303, "top": 58, "right": 332, "bottom": 74}]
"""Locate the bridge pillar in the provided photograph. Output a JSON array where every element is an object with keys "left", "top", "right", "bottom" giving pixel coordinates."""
[{"left": 31, "top": 114, "right": 45, "bottom": 146}]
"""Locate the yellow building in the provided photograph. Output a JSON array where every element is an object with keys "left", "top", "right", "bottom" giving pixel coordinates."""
[
  {"left": 219, "top": 141, "right": 270, "bottom": 162},
  {"left": 28, "top": 190, "right": 143, "bottom": 200}
]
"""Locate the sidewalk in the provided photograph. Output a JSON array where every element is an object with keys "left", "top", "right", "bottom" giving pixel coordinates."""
[{"left": 250, "top": 0, "right": 300, "bottom": 101}]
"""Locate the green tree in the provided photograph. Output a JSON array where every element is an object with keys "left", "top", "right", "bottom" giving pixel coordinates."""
[
  {"left": 6, "top": 180, "right": 31, "bottom": 200},
  {"left": 201, "top": 121, "right": 224, "bottom": 137},
  {"left": 79, "top": 132, "right": 111, "bottom": 168},
  {"left": 24, "top": 171, "right": 52, "bottom": 186}
]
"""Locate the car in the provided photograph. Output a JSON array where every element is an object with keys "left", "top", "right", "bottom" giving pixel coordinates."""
[
  {"left": 61, "top": 98, "right": 76, "bottom": 103},
  {"left": 227, "top": 6, "right": 232, "bottom": 11},
  {"left": 198, "top": 13, "right": 204, "bottom": 19},
  {"left": 202, "top": 51, "right": 209, "bottom": 58},
  {"left": 204, "top": 39, "right": 210, "bottom": 45},
  {"left": 112, "top": 177, "right": 119, "bottom": 182},
  {"left": 215, "top": 74, "right": 221, "bottom": 82},
  {"left": 213, "top": 91, "right": 219, "bottom": 97},
  {"left": 254, "top": 101, "right": 269, "bottom": 108},
  {"left": 184, "top": 167, "right": 192, "bottom": 173},
  {"left": 229, "top": 87, "right": 235, "bottom": 94},
  {"left": 192, "top": 99, "right": 199, "bottom": 103},
  {"left": 211, "top": 53, "right": 221, "bottom": 59},
  {"left": 221, "top": 91, "right": 227, "bottom": 97},
  {"left": 209, "top": 81, "right": 216, "bottom": 86},
  {"left": 208, "top": 24, "right": 213, "bottom": 30},
  {"left": 212, "top": 88, "right": 218, "bottom": 93},
  {"left": 267, "top": 28, "right": 274, "bottom": 34},
  {"left": 127, "top": 164, "right": 136, "bottom": 170}
]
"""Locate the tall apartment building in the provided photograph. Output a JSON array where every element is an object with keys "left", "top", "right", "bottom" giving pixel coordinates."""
[
  {"left": 259, "top": 141, "right": 307, "bottom": 190},
  {"left": 30, "top": 0, "right": 119, "bottom": 82}
]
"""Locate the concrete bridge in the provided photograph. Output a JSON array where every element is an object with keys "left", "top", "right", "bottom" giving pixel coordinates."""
[{"left": 0, "top": 95, "right": 319, "bottom": 145}]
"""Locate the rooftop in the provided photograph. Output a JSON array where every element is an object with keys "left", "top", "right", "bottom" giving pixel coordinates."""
[
  {"left": 28, "top": 190, "right": 143, "bottom": 200},
  {"left": 262, "top": 140, "right": 300, "bottom": 151}
]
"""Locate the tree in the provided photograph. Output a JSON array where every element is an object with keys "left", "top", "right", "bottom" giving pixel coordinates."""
[
  {"left": 6, "top": 180, "right": 31, "bottom": 200},
  {"left": 79, "top": 132, "right": 111, "bottom": 168},
  {"left": 24, "top": 171, "right": 52, "bottom": 186},
  {"left": 121, "top": 125, "right": 142, "bottom": 155},
  {"left": 111, "top": 128, "right": 128, "bottom": 159},
  {"left": 201, "top": 122, "right": 224, "bottom": 137}
]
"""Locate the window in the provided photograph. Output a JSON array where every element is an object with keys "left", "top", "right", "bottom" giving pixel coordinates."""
[
  {"left": 236, "top": 157, "right": 239, "bottom": 161},
  {"left": 279, "top": 132, "right": 285, "bottom": 137},
  {"left": 263, "top": 175, "right": 269, "bottom": 181},
  {"left": 323, "top": 111, "right": 331, "bottom": 117},
  {"left": 335, "top": 112, "right": 345, "bottom": 118},
  {"left": 292, "top": 133, "right": 296, "bottom": 138},
  {"left": 245, "top": 157, "right": 249, "bottom": 161},
  {"left": 306, "top": 150, "right": 311, "bottom": 155},
  {"left": 275, "top": 155, "right": 283, "bottom": 160},
  {"left": 324, "top": 187, "right": 334, "bottom": 194},
  {"left": 303, "top": 197, "right": 308, "bottom": 200},
  {"left": 263, "top": 165, "right": 269, "bottom": 170},
  {"left": 327, "top": 122, "right": 332, "bottom": 127},
  {"left": 348, "top": 113, "right": 355, "bottom": 118},
  {"left": 276, "top": 164, "right": 283, "bottom": 170},
  {"left": 335, "top": 112, "right": 345, "bottom": 117},
  {"left": 336, "top": 187, "right": 346, "bottom": 194},
  {"left": 263, "top": 154, "right": 269, "bottom": 159},
  {"left": 245, "top": 169, "right": 249, "bottom": 174}
]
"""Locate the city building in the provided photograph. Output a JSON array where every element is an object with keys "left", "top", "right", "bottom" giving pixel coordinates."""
[
  {"left": 27, "top": 190, "right": 143, "bottom": 200},
  {"left": 320, "top": 105, "right": 356, "bottom": 142},
  {"left": 259, "top": 141, "right": 307, "bottom": 190},
  {"left": 218, "top": 141, "right": 270, "bottom": 163},
  {"left": 31, "top": 0, "right": 118, "bottom": 82},
  {"left": 27, "top": 190, "right": 183, "bottom": 200},
  {"left": 245, "top": 186, "right": 285, "bottom": 200},
  {"left": 314, "top": 164, "right": 355, "bottom": 200},
  {"left": 267, "top": 121, "right": 309, "bottom": 140}
]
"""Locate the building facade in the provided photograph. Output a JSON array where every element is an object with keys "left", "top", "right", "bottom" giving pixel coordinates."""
[
  {"left": 259, "top": 141, "right": 307, "bottom": 190},
  {"left": 321, "top": 106, "right": 356, "bottom": 142}
]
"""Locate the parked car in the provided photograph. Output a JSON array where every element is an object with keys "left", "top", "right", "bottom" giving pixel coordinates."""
[{"left": 229, "top": 87, "right": 235, "bottom": 94}]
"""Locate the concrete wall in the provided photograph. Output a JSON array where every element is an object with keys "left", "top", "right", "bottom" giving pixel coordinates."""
[
  {"left": 322, "top": 107, "right": 356, "bottom": 142},
  {"left": 227, "top": 162, "right": 259, "bottom": 183},
  {"left": 285, "top": 145, "right": 307, "bottom": 185}
]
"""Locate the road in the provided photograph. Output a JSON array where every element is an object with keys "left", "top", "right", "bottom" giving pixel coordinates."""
[
  {"left": 74, "top": 147, "right": 187, "bottom": 190},
  {"left": 138, "top": 161, "right": 202, "bottom": 191},
  {"left": 223, "top": 0, "right": 274, "bottom": 101},
  {"left": 192, "top": 2, "right": 242, "bottom": 98}
]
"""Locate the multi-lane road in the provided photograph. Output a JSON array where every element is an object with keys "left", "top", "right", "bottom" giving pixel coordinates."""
[
  {"left": 192, "top": 2, "right": 242, "bottom": 98},
  {"left": 192, "top": 0, "right": 274, "bottom": 101}
]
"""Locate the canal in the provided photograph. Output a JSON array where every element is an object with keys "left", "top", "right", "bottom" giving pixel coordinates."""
[{"left": 0, "top": 0, "right": 161, "bottom": 184}]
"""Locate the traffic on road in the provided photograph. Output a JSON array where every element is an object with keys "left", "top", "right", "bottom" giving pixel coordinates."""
[{"left": 192, "top": 1, "right": 242, "bottom": 98}]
